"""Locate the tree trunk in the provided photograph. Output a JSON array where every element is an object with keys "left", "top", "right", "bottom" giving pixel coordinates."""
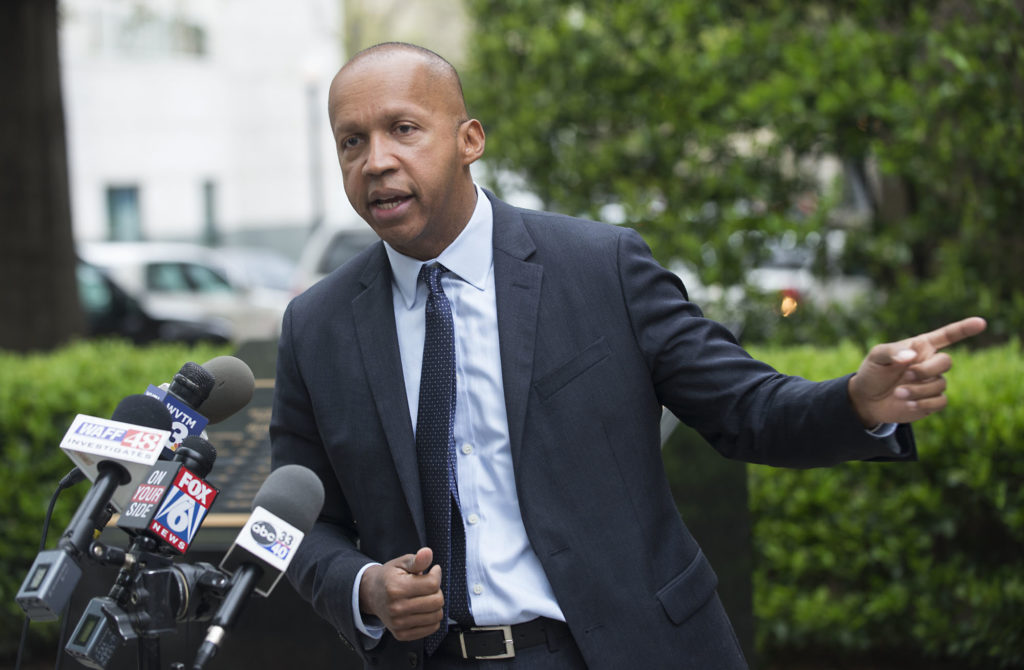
[{"left": 0, "top": 0, "right": 83, "bottom": 351}]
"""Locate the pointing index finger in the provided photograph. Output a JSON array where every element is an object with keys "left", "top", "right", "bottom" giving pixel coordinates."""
[{"left": 922, "top": 316, "right": 987, "bottom": 351}]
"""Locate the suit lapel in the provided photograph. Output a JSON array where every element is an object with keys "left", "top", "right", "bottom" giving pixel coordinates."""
[
  {"left": 489, "top": 194, "right": 542, "bottom": 469},
  {"left": 351, "top": 246, "right": 426, "bottom": 543}
]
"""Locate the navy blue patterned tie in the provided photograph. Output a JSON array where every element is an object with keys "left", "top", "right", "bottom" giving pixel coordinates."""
[{"left": 416, "top": 263, "right": 471, "bottom": 654}]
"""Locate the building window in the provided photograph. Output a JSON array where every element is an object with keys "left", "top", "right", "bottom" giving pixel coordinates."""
[
  {"left": 202, "top": 179, "right": 219, "bottom": 246},
  {"left": 106, "top": 185, "right": 141, "bottom": 241},
  {"left": 83, "top": 7, "right": 208, "bottom": 59}
]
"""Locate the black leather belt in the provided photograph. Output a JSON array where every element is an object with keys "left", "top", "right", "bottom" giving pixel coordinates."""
[{"left": 437, "top": 617, "right": 571, "bottom": 660}]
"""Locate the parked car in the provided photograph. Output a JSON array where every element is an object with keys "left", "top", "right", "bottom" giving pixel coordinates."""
[
  {"left": 292, "top": 222, "right": 869, "bottom": 333},
  {"left": 77, "top": 257, "right": 230, "bottom": 344},
  {"left": 669, "top": 233, "right": 873, "bottom": 338},
  {"left": 291, "top": 226, "right": 380, "bottom": 295},
  {"left": 744, "top": 238, "right": 872, "bottom": 315},
  {"left": 78, "top": 242, "right": 288, "bottom": 344},
  {"left": 206, "top": 245, "right": 296, "bottom": 317},
  {"left": 211, "top": 246, "right": 296, "bottom": 296}
]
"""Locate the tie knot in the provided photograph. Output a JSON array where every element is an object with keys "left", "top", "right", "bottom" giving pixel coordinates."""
[{"left": 419, "top": 263, "right": 449, "bottom": 294}]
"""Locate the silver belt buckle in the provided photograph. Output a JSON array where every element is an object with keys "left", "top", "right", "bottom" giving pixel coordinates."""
[{"left": 460, "top": 624, "right": 515, "bottom": 659}]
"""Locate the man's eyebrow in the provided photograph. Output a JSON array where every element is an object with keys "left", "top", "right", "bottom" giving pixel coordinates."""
[
  {"left": 333, "top": 101, "right": 435, "bottom": 127},
  {"left": 331, "top": 120, "right": 358, "bottom": 138}
]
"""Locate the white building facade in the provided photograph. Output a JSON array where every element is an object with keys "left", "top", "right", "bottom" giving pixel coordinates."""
[{"left": 59, "top": 0, "right": 361, "bottom": 256}]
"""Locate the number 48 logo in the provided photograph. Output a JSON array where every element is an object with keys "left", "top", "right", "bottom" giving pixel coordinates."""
[{"left": 122, "top": 428, "right": 162, "bottom": 453}]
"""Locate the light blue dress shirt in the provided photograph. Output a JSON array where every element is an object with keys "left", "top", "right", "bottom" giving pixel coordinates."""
[{"left": 353, "top": 187, "right": 564, "bottom": 640}]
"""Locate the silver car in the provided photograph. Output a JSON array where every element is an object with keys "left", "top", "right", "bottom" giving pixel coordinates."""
[{"left": 78, "top": 242, "right": 290, "bottom": 344}]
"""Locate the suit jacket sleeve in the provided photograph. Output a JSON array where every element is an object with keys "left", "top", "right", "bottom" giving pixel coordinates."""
[
  {"left": 614, "top": 227, "right": 914, "bottom": 466},
  {"left": 270, "top": 301, "right": 372, "bottom": 647}
]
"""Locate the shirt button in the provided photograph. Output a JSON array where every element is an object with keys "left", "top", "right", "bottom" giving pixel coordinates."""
[
  {"left": 472, "top": 583, "right": 484, "bottom": 595},
  {"left": 467, "top": 514, "right": 479, "bottom": 525},
  {"left": 461, "top": 443, "right": 474, "bottom": 455}
]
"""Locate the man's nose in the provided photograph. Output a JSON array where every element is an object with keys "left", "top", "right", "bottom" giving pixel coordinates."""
[{"left": 363, "top": 136, "right": 399, "bottom": 175}]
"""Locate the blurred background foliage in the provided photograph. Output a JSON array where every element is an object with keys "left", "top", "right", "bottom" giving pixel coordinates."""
[
  {"left": 463, "top": 4, "right": 1024, "bottom": 664},
  {"left": 746, "top": 340, "right": 1024, "bottom": 668},
  {"left": 463, "top": 0, "right": 1024, "bottom": 346}
]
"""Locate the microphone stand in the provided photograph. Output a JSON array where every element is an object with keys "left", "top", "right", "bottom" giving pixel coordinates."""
[
  {"left": 67, "top": 537, "right": 229, "bottom": 670},
  {"left": 139, "top": 637, "right": 161, "bottom": 670}
]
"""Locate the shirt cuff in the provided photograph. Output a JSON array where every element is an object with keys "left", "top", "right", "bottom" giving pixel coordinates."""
[
  {"left": 866, "top": 422, "right": 898, "bottom": 438},
  {"left": 353, "top": 562, "right": 386, "bottom": 643},
  {"left": 866, "top": 422, "right": 903, "bottom": 455}
]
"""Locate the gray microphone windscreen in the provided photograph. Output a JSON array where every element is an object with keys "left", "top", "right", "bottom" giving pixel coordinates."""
[
  {"left": 251, "top": 465, "right": 324, "bottom": 533},
  {"left": 198, "top": 356, "right": 256, "bottom": 424}
]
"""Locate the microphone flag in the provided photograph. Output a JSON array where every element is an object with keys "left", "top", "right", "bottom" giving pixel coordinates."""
[
  {"left": 116, "top": 461, "right": 219, "bottom": 554},
  {"left": 219, "top": 506, "right": 305, "bottom": 596},
  {"left": 59, "top": 414, "right": 171, "bottom": 513},
  {"left": 144, "top": 383, "right": 210, "bottom": 450}
]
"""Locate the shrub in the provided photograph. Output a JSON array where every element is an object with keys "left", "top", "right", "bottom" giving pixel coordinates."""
[
  {"left": 746, "top": 340, "right": 1024, "bottom": 668},
  {"left": 4, "top": 338, "right": 1020, "bottom": 667},
  {"left": 0, "top": 339, "right": 229, "bottom": 659}
]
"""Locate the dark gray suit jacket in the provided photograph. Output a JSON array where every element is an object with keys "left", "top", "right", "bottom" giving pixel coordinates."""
[{"left": 270, "top": 191, "right": 914, "bottom": 669}]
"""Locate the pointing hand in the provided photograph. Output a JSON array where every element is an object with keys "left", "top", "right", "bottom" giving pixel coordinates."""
[{"left": 848, "top": 316, "right": 987, "bottom": 427}]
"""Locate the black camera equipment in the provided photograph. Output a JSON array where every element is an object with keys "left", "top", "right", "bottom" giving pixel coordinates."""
[{"left": 65, "top": 535, "right": 230, "bottom": 670}]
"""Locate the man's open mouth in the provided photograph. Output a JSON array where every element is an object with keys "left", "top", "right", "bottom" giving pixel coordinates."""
[{"left": 373, "top": 195, "right": 411, "bottom": 210}]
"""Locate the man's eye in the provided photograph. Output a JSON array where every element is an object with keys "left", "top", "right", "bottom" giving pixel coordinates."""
[
  {"left": 342, "top": 136, "right": 361, "bottom": 149},
  {"left": 396, "top": 124, "right": 414, "bottom": 135}
]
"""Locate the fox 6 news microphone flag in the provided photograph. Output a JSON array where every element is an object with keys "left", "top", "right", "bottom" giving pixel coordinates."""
[{"left": 117, "top": 435, "right": 219, "bottom": 554}]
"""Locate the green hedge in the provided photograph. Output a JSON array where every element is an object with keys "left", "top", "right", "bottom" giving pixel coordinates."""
[
  {"left": 746, "top": 340, "right": 1024, "bottom": 669},
  {"left": 0, "top": 339, "right": 230, "bottom": 659},
  {"left": 3, "top": 339, "right": 1021, "bottom": 667}
]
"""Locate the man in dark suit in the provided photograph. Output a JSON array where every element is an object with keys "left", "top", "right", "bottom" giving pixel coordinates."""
[{"left": 270, "top": 42, "right": 985, "bottom": 669}]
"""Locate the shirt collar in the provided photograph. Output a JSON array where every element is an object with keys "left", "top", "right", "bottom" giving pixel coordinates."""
[{"left": 385, "top": 184, "right": 493, "bottom": 308}]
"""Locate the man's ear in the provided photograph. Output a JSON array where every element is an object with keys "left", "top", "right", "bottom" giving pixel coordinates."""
[{"left": 459, "top": 119, "right": 486, "bottom": 165}]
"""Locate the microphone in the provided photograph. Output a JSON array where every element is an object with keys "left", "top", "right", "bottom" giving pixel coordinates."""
[
  {"left": 63, "top": 436, "right": 221, "bottom": 668},
  {"left": 192, "top": 465, "right": 324, "bottom": 670},
  {"left": 59, "top": 395, "right": 175, "bottom": 530},
  {"left": 173, "top": 434, "right": 218, "bottom": 477},
  {"left": 145, "top": 361, "right": 216, "bottom": 451},
  {"left": 116, "top": 435, "right": 220, "bottom": 554},
  {"left": 16, "top": 394, "right": 173, "bottom": 621},
  {"left": 196, "top": 355, "right": 256, "bottom": 425},
  {"left": 58, "top": 362, "right": 230, "bottom": 493}
]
